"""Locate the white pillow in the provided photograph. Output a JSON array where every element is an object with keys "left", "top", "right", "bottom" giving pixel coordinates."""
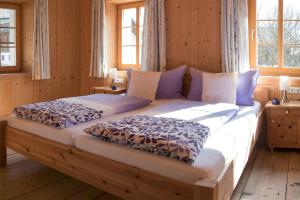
[
  {"left": 202, "top": 72, "right": 238, "bottom": 104},
  {"left": 127, "top": 70, "right": 161, "bottom": 100}
]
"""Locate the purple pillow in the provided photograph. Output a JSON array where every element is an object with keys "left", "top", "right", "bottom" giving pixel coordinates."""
[
  {"left": 155, "top": 65, "right": 186, "bottom": 99},
  {"left": 236, "top": 69, "right": 259, "bottom": 106},
  {"left": 187, "top": 68, "right": 259, "bottom": 105},
  {"left": 187, "top": 68, "right": 203, "bottom": 101}
]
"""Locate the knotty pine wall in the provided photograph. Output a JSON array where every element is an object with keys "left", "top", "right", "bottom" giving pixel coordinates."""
[
  {"left": 1, "top": 0, "right": 299, "bottom": 116},
  {"left": 80, "top": 0, "right": 118, "bottom": 95},
  {"left": 165, "top": 0, "right": 221, "bottom": 72},
  {"left": 0, "top": 0, "right": 81, "bottom": 116},
  {"left": 79, "top": 0, "right": 222, "bottom": 95}
]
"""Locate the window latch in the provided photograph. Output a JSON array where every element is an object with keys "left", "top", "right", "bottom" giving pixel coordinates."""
[{"left": 251, "top": 29, "right": 255, "bottom": 41}]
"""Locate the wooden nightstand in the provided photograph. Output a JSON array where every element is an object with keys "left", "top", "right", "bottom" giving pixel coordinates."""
[
  {"left": 92, "top": 86, "right": 126, "bottom": 95},
  {"left": 265, "top": 101, "right": 300, "bottom": 151}
]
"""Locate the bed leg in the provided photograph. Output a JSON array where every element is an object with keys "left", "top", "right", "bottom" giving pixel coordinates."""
[
  {"left": 193, "top": 181, "right": 218, "bottom": 200},
  {"left": 0, "top": 119, "right": 7, "bottom": 167}
]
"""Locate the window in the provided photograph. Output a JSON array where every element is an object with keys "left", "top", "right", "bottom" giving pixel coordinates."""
[
  {"left": 118, "top": 2, "right": 144, "bottom": 69},
  {"left": 0, "top": 3, "right": 20, "bottom": 73},
  {"left": 249, "top": 0, "right": 300, "bottom": 75}
]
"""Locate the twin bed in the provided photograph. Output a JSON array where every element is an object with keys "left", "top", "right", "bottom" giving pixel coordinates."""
[{"left": 0, "top": 89, "right": 266, "bottom": 200}]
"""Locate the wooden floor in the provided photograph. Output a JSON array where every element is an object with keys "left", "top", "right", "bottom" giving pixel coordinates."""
[{"left": 1, "top": 146, "right": 300, "bottom": 200}]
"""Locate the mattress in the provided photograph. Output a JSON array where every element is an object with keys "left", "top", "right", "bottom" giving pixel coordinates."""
[
  {"left": 7, "top": 99, "right": 175, "bottom": 145},
  {"left": 7, "top": 100, "right": 261, "bottom": 183},
  {"left": 74, "top": 101, "right": 261, "bottom": 183}
]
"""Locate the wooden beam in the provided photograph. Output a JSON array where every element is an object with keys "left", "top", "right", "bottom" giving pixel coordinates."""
[{"left": 0, "top": 119, "right": 7, "bottom": 167}]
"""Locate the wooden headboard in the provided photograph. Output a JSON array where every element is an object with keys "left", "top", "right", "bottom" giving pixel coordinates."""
[
  {"left": 183, "top": 72, "right": 271, "bottom": 106},
  {"left": 253, "top": 86, "right": 269, "bottom": 106}
]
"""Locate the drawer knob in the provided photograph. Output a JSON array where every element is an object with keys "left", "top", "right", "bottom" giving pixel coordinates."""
[
  {"left": 289, "top": 125, "right": 292, "bottom": 129},
  {"left": 285, "top": 110, "right": 289, "bottom": 115},
  {"left": 281, "top": 136, "right": 284, "bottom": 139},
  {"left": 272, "top": 120, "right": 275, "bottom": 123}
]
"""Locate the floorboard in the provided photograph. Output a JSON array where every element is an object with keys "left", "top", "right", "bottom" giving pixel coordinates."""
[
  {"left": 1, "top": 148, "right": 300, "bottom": 200},
  {"left": 286, "top": 151, "right": 300, "bottom": 200}
]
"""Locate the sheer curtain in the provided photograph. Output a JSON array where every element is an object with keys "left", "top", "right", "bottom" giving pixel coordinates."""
[
  {"left": 221, "top": 0, "right": 249, "bottom": 73},
  {"left": 90, "top": 0, "right": 108, "bottom": 78},
  {"left": 141, "top": 0, "right": 166, "bottom": 72},
  {"left": 32, "top": 0, "right": 50, "bottom": 80}
]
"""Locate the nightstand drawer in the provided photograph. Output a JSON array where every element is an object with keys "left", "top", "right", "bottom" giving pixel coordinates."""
[
  {"left": 270, "top": 117, "right": 298, "bottom": 145},
  {"left": 265, "top": 101, "right": 300, "bottom": 149},
  {"left": 270, "top": 108, "right": 300, "bottom": 117}
]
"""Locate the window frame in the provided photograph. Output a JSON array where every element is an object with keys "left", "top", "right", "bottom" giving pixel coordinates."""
[
  {"left": 0, "top": 3, "right": 21, "bottom": 73},
  {"left": 249, "top": 0, "right": 300, "bottom": 76},
  {"left": 117, "top": 2, "right": 144, "bottom": 70}
]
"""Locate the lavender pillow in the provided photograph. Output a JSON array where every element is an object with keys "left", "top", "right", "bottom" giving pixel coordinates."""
[
  {"left": 236, "top": 69, "right": 259, "bottom": 106},
  {"left": 187, "top": 68, "right": 203, "bottom": 101},
  {"left": 156, "top": 65, "right": 186, "bottom": 99},
  {"left": 187, "top": 68, "right": 259, "bottom": 106}
]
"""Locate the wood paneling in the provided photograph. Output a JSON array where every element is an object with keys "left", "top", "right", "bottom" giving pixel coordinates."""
[
  {"left": 79, "top": 0, "right": 222, "bottom": 95},
  {"left": 256, "top": 76, "right": 300, "bottom": 102},
  {"left": 0, "top": 74, "right": 34, "bottom": 116},
  {"left": 165, "top": 0, "right": 222, "bottom": 72},
  {"left": 80, "top": 0, "right": 118, "bottom": 95},
  {"left": 21, "top": 0, "right": 33, "bottom": 73},
  {"left": 0, "top": 0, "right": 81, "bottom": 116},
  {"left": 2, "top": 0, "right": 300, "bottom": 117}
]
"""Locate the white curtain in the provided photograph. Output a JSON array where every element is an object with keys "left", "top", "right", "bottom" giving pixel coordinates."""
[
  {"left": 32, "top": 0, "right": 50, "bottom": 80},
  {"left": 141, "top": 0, "right": 166, "bottom": 72},
  {"left": 221, "top": 0, "right": 249, "bottom": 73},
  {"left": 90, "top": 0, "right": 108, "bottom": 78}
]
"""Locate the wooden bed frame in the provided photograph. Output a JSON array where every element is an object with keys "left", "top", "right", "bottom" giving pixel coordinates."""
[{"left": 0, "top": 87, "right": 267, "bottom": 200}]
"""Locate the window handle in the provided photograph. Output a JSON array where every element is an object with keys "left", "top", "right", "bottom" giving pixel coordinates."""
[{"left": 251, "top": 29, "right": 255, "bottom": 41}]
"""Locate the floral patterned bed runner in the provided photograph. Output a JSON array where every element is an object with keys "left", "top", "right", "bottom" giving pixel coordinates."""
[
  {"left": 84, "top": 115, "right": 210, "bottom": 164},
  {"left": 14, "top": 100, "right": 103, "bottom": 129}
]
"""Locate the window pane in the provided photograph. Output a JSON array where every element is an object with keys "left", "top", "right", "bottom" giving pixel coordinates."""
[
  {"left": 284, "top": 0, "right": 300, "bottom": 20},
  {"left": 122, "top": 27, "right": 136, "bottom": 46},
  {"left": 0, "top": 8, "right": 16, "bottom": 27},
  {"left": 256, "top": 0, "right": 278, "bottom": 20},
  {"left": 122, "top": 8, "right": 136, "bottom": 28},
  {"left": 257, "top": 21, "right": 278, "bottom": 44},
  {"left": 1, "top": 47, "right": 16, "bottom": 67},
  {"left": 0, "top": 28, "right": 15, "bottom": 43},
  {"left": 284, "top": 46, "right": 300, "bottom": 67},
  {"left": 284, "top": 21, "right": 300, "bottom": 44},
  {"left": 122, "top": 46, "right": 136, "bottom": 65},
  {"left": 257, "top": 45, "right": 278, "bottom": 67},
  {"left": 139, "top": 7, "right": 144, "bottom": 26}
]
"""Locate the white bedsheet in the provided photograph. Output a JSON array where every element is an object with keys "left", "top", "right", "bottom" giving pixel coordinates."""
[
  {"left": 7, "top": 99, "right": 174, "bottom": 145},
  {"left": 7, "top": 100, "right": 261, "bottom": 183},
  {"left": 75, "top": 101, "right": 261, "bottom": 183}
]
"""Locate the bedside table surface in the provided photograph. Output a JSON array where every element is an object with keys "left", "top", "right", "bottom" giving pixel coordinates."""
[
  {"left": 265, "top": 100, "right": 300, "bottom": 109},
  {"left": 93, "top": 86, "right": 126, "bottom": 92}
]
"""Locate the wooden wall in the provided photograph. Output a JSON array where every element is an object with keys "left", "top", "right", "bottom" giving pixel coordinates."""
[
  {"left": 0, "top": 0, "right": 81, "bottom": 116},
  {"left": 0, "top": 74, "right": 34, "bottom": 116},
  {"left": 1, "top": 0, "right": 300, "bottom": 117},
  {"left": 78, "top": 0, "right": 222, "bottom": 95},
  {"left": 165, "top": 0, "right": 222, "bottom": 72},
  {"left": 80, "top": 0, "right": 118, "bottom": 95}
]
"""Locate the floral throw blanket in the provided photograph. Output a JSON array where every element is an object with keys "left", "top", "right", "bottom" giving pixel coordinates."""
[
  {"left": 14, "top": 100, "right": 103, "bottom": 129},
  {"left": 84, "top": 115, "right": 210, "bottom": 164}
]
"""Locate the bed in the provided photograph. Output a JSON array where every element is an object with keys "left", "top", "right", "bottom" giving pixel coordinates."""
[{"left": 0, "top": 91, "right": 266, "bottom": 200}]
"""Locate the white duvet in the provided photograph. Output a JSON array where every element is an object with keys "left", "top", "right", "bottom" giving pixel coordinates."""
[{"left": 7, "top": 99, "right": 261, "bottom": 183}]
